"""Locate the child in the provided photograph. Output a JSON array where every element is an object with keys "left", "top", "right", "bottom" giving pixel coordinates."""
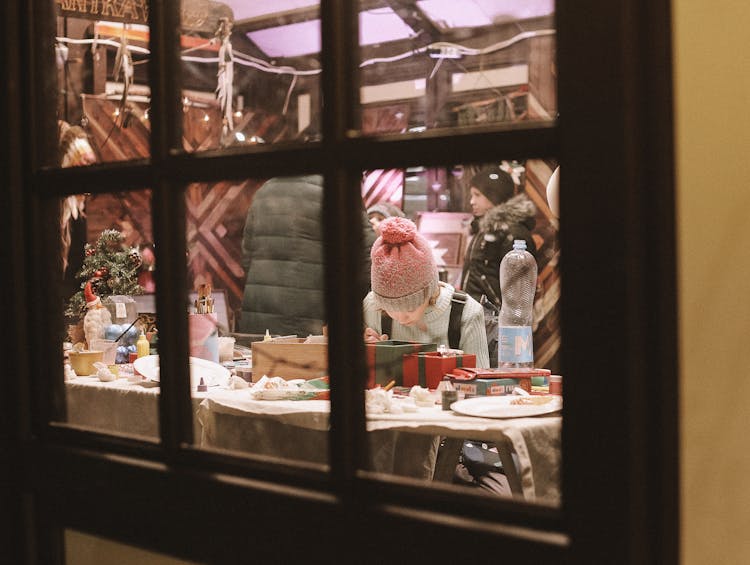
[{"left": 363, "top": 217, "right": 489, "bottom": 368}]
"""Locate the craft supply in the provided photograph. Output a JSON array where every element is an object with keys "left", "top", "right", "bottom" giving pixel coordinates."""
[{"left": 194, "top": 283, "right": 215, "bottom": 314}]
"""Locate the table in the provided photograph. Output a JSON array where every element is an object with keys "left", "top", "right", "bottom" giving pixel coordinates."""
[
  {"left": 64, "top": 376, "right": 206, "bottom": 440},
  {"left": 64, "top": 377, "right": 561, "bottom": 503},
  {"left": 199, "top": 391, "right": 561, "bottom": 502}
]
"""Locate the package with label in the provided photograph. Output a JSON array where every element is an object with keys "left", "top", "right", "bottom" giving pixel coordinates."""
[
  {"left": 365, "top": 340, "right": 437, "bottom": 388},
  {"left": 449, "top": 367, "right": 551, "bottom": 395},
  {"left": 402, "top": 351, "right": 477, "bottom": 389}
]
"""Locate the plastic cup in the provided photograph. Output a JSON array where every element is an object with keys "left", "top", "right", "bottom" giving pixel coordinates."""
[{"left": 90, "top": 339, "right": 117, "bottom": 365}]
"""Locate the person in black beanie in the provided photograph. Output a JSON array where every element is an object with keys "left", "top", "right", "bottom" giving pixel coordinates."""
[
  {"left": 454, "top": 164, "right": 538, "bottom": 493},
  {"left": 460, "top": 164, "right": 537, "bottom": 309}
]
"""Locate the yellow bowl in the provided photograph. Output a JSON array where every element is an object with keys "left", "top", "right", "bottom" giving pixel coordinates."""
[{"left": 68, "top": 350, "right": 104, "bottom": 376}]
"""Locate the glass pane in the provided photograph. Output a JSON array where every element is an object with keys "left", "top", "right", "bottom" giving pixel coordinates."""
[
  {"left": 179, "top": 1, "right": 322, "bottom": 152},
  {"left": 357, "top": 0, "right": 556, "bottom": 135},
  {"left": 60, "top": 189, "right": 159, "bottom": 441},
  {"left": 65, "top": 530, "right": 204, "bottom": 565},
  {"left": 187, "top": 175, "right": 348, "bottom": 470},
  {"left": 362, "top": 159, "right": 562, "bottom": 507},
  {"left": 55, "top": 7, "right": 152, "bottom": 164}
]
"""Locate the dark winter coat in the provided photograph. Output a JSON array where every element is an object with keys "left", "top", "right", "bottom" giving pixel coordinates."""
[
  {"left": 239, "top": 175, "right": 375, "bottom": 336},
  {"left": 461, "top": 193, "right": 537, "bottom": 308}
]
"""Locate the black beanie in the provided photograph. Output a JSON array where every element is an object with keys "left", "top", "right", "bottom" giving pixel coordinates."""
[{"left": 470, "top": 165, "right": 515, "bottom": 205}]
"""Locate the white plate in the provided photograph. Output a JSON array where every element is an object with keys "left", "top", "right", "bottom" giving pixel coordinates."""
[
  {"left": 133, "top": 355, "right": 231, "bottom": 389},
  {"left": 450, "top": 395, "right": 562, "bottom": 418}
]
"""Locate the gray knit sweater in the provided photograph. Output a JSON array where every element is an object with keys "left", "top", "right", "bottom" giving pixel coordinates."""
[{"left": 363, "top": 282, "right": 490, "bottom": 368}]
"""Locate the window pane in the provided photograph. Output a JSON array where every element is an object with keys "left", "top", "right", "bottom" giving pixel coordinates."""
[
  {"left": 179, "top": 1, "right": 322, "bottom": 152},
  {"left": 186, "top": 175, "right": 339, "bottom": 470},
  {"left": 356, "top": 0, "right": 556, "bottom": 135},
  {"left": 60, "top": 189, "right": 159, "bottom": 441},
  {"left": 362, "top": 159, "right": 562, "bottom": 507},
  {"left": 55, "top": 7, "right": 152, "bottom": 164}
]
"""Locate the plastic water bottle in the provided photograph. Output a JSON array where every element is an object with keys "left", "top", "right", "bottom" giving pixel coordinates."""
[{"left": 498, "top": 240, "right": 537, "bottom": 368}]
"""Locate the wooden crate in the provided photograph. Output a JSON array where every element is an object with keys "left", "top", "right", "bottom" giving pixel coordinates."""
[{"left": 251, "top": 339, "right": 327, "bottom": 381}]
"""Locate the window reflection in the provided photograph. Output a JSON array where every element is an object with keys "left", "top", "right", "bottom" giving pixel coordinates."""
[
  {"left": 358, "top": 0, "right": 557, "bottom": 135},
  {"left": 60, "top": 189, "right": 160, "bottom": 440},
  {"left": 180, "top": 1, "right": 322, "bottom": 152},
  {"left": 362, "top": 159, "right": 562, "bottom": 507},
  {"left": 55, "top": 14, "right": 152, "bottom": 163}
]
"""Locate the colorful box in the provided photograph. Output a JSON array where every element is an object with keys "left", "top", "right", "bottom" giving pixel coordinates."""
[
  {"left": 365, "top": 340, "right": 437, "bottom": 388},
  {"left": 449, "top": 367, "right": 551, "bottom": 396},
  {"left": 402, "top": 352, "right": 477, "bottom": 389},
  {"left": 452, "top": 378, "right": 527, "bottom": 397}
]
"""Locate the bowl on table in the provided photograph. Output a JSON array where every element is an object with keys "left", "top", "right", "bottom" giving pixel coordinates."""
[{"left": 68, "top": 350, "right": 104, "bottom": 376}]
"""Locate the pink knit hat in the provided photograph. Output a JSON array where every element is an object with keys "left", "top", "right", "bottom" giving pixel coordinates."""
[{"left": 370, "top": 217, "right": 439, "bottom": 312}]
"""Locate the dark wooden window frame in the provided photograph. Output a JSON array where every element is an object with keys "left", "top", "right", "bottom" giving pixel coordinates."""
[{"left": 0, "top": 0, "right": 677, "bottom": 564}]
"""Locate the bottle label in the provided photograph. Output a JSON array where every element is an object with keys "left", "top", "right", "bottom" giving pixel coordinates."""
[{"left": 498, "top": 326, "right": 534, "bottom": 364}]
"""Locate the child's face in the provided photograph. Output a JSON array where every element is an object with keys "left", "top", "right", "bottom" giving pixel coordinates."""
[
  {"left": 469, "top": 187, "right": 495, "bottom": 217},
  {"left": 385, "top": 295, "right": 430, "bottom": 327}
]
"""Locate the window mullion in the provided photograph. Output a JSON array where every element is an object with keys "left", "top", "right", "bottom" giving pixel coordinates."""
[
  {"left": 321, "top": 0, "right": 367, "bottom": 496},
  {"left": 149, "top": 0, "right": 192, "bottom": 453}
]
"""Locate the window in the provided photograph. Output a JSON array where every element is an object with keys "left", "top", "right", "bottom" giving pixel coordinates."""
[{"left": 1, "top": 1, "right": 678, "bottom": 564}]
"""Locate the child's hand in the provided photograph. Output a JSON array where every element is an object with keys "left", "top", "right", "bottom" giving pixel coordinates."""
[{"left": 364, "top": 327, "right": 389, "bottom": 343}]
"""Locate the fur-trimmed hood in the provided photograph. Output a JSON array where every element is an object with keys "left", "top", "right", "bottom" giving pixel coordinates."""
[{"left": 477, "top": 193, "right": 536, "bottom": 234}]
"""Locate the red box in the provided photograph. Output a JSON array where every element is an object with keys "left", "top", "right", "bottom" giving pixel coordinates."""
[
  {"left": 365, "top": 340, "right": 437, "bottom": 388},
  {"left": 402, "top": 352, "right": 477, "bottom": 389}
]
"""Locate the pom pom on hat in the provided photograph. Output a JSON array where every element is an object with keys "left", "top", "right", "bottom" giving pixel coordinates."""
[
  {"left": 84, "top": 281, "right": 101, "bottom": 308},
  {"left": 370, "top": 217, "right": 439, "bottom": 312},
  {"left": 470, "top": 165, "right": 515, "bottom": 206}
]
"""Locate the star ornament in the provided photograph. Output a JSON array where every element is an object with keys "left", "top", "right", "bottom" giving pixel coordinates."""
[{"left": 426, "top": 238, "right": 449, "bottom": 265}]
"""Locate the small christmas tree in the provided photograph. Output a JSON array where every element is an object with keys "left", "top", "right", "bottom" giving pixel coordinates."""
[{"left": 66, "top": 229, "right": 144, "bottom": 319}]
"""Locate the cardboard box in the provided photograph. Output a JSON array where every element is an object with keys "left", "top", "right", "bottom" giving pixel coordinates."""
[
  {"left": 452, "top": 378, "right": 527, "bottom": 397},
  {"left": 251, "top": 338, "right": 327, "bottom": 381},
  {"left": 365, "top": 340, "right": 437, "bottom": 388},
  {"left": 402, "top": 352, "right": 477, "bottom": 389},
  {"left": 449, "top": 367, "right": 551, "bottom": 396}
]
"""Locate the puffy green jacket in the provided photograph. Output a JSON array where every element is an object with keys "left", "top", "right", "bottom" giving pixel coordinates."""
[{"left": 239, "top": 175, "right": 374, "bottom": 336}]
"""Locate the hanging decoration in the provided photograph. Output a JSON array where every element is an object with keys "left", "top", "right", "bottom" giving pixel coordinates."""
[
  {"left": 215, "top": 17, "right": 234, "bottom": 141},
  {"left": 112, "top": 24, "right": 134, "bottom": 127}
]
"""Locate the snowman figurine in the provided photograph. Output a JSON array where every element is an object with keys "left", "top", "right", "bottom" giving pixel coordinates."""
[{"left": 83, "top": 281, "right": 112, "bottom": 349}]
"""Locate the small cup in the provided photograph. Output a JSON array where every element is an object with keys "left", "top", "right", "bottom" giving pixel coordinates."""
[
  {"left": 442, "top": 390, "right": 458, "bottom": 411},
  {"left": 90, "top": 338, "right": 117, "bottom": 365},
  {"left": 218, "top": 336, "right": 236, "bottom": 362},
  {"left": 549, "top": 375, "right": 563, "bottom": 395}
]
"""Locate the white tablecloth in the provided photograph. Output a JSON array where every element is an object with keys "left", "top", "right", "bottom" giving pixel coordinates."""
[
  {"left": 64, "top": 378, "right": 561, "bottom": 502},
  {"left": 199, "top": 391, "right": 561, "bottom": 502}
]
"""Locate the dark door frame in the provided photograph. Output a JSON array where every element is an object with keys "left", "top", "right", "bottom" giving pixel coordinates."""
[{"left": 0, "top": 0, "right": 677, "bottom": 564}]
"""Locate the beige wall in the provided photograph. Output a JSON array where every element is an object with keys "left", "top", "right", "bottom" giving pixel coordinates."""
[
  {"left": 672, "top": 1, "right": 750, "bottom": 564},
  {"left": 65, "top": 530, "right": 202, "bottom": 565}
]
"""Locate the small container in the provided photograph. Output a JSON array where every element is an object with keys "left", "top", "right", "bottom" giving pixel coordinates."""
[
  {"left": 549, "top": 374, "right": 563, "bottom": 395},
  {"left": 136, "top": 331, "right": 150, "bottom": 358},
  {"left": 235, "top": 366, "right": 253, "bottom": 383},
  {"left": 442, "top": 390, "right": 458, "bottom": 410},
  {"left": 440, "top": 377, "right": 457, "bottom": 410}
]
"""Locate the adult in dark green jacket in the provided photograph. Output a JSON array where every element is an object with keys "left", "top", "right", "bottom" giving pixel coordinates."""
[{"left": 239, "top": 174, "right": 375, "bottom": 336}]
